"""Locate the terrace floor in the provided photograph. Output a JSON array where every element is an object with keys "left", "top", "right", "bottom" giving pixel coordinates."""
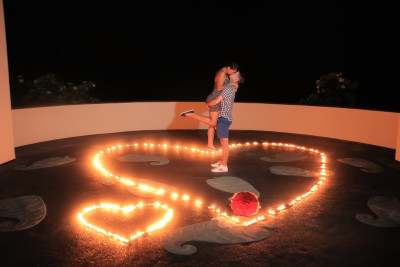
[{"left": 1, "top": 130, "right": 399, "bottom": 266}]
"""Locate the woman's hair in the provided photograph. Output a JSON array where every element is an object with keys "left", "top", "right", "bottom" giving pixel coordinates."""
[{"left": 227, "top": 62, "right": 239, "bottom": 71}]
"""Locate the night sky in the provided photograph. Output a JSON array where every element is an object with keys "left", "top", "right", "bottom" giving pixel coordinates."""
[{"left": 3, "top": 1, "right": 397, "bottom": 111}]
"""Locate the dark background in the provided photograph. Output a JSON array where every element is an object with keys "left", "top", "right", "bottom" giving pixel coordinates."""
[{"left": 3, "top": 0, "right": 397, "bottom": 111}]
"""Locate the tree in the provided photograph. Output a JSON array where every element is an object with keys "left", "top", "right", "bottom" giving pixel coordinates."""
[{"left": 11, "top": 73, "right": 98, "bottom": 108}]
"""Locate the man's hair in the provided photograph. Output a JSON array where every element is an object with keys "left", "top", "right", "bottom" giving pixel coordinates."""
[
  {"left": 237, "top": 72, "right": 246, "bottom": 84},
  {"left": 227, "top": 62, "right": 239, "bottom": 71}
]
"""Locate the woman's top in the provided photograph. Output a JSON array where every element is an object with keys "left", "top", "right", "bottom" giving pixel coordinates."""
[{"left": 206, "top": 77, "right": 230, "bottom": 112}]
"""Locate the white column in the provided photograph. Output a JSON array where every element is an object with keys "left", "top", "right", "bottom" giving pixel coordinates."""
[
  {"left": 396, "top": 115, "right": 400, "bottom": 162},
  {"left": 0, "top": 0, "right": 16, "bottom": 164}
]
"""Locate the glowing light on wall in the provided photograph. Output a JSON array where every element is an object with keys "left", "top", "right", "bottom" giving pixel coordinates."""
[{"left": 80, "top": 141, "right": 328, "bottom": 242}]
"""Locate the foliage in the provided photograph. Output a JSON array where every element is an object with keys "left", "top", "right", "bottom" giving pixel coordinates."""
[
  {"left": 299, "top": 72, "right": 359, "bottom": 107},
  {"left": 11, "top": 73, "right": 99, "bottom": 107}
]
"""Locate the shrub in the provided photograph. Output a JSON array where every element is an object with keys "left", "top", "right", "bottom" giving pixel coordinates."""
[{"left": 299, "top": 72, "right": 358, "bottom": 107}]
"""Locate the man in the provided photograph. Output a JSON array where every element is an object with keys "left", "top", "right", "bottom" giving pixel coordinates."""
[{"left": 204, "top": 71, "right": 244, "bottom": 172}]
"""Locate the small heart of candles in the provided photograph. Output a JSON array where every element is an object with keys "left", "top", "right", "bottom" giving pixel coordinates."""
[{"left": 78, "top": 203, "right": 173, "bottom": 243}]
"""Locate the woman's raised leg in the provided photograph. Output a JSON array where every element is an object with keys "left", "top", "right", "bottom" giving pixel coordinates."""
[{"left": 207, "top": 111, "right": 219, "bottom": 149}]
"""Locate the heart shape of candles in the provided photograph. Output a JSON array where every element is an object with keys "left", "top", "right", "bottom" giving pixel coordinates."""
[{"left": 80, "top": 141, "right": 327, "bottom": 242}]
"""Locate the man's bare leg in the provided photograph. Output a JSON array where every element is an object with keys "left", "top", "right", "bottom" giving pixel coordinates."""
[
  {"left": 219, "top": 138, "right": 229, "bottom": 166},
  {"left": 211, "top": 137, "right": 229, "bottom": 172}
]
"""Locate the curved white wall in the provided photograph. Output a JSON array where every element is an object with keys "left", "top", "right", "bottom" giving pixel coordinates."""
[
  {"left": 233, "top": 103, "right": 399, "bottom": 150},
  {"left": 11, "top": 102, "right": 400, "bottom": 161}
]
